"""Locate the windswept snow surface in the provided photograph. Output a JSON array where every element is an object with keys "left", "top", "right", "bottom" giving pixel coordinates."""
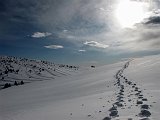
[{"left": 0, "top": 55, "right": 160, "bottom": 120}]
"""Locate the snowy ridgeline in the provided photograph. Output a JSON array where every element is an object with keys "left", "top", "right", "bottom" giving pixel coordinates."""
[{"left": 0, "top": 56, "right": 79, "bottom": 89}]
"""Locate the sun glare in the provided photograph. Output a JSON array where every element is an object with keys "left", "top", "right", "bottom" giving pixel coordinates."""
[{"left": 115, "top": 0, "right": 149, "bottom": 28}]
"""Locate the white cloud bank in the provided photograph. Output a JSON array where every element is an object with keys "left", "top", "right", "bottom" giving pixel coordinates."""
[
  {"left": 84, "top": 41, "right": 109, "bottom": 48},
  {"left": 31, "top": 32, "right": 52, "bottom": 38},
  {"left": 44, "top": 45, "right": 64, "bottom": 49}
]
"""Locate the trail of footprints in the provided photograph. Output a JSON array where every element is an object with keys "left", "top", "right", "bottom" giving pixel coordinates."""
[{"left": 103, "top": 61, "right": 152, "bottom": 120}]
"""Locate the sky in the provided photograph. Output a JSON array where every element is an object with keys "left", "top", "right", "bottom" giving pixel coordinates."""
[{"left": 0, "top": 0, "right": 160, "bottom": 65}]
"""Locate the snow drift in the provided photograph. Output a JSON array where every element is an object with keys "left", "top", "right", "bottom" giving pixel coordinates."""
[{"left": 0, "top": 55, "right": 160, "bottom": 120}]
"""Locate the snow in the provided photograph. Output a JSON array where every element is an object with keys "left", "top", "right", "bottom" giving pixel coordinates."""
[
  {"left": 0, "top": 56, "right": 79, "bottom": 87},
  {"left": 0, "top": 55, "right": 160, "bottom": 120}
]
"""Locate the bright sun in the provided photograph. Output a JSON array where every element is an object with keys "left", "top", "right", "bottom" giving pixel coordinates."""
[{"left": 115, "top": 0, "right": 148, "bottom": 28}]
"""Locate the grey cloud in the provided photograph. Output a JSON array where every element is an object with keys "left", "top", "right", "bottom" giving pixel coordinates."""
[
  {"left": 39, "top": 0, "right": 112, "bottom": 33},
  {"left": 145, "top": 16, "right": 160, "bottom": 24},
  {"left": 0, "top": 0, "right": 67, "bottom": 23},
  {"left": 115, "top": 23, "right": 160, "bottom": 51},
  {"left": 0, "top": 0, "right": 116, "bottom": 42},
  {"left": 2, "top": 0, "right": 115, "bottom": 31}
]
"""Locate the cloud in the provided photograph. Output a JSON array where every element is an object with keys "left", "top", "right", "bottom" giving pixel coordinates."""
[
  {"left": 63, "top": 29, "right": 68, "bottom": 32},
  {"left": 141, "top": 8, "right": 160, "bottom": 24},
  {"left": 1, "top": 0, "right": 160, "bottom": 55},
  {"left": 78, "top": 49, "right": 86, "bottom": 52},
  {"left": 1, "top": 0, "right": 113, "bottom": 34},
  {"left": 31, "top": 32, "right": 52, "bottom": 38},
  {"left": 145, "top": 16, "right": 160, "bottom": 24},
  {"left": 110, "top": 22, "right": 160, "bottom": 51},
  {"left": 84, "top": 41, "right": 109, "bottom": 48},
  {"left": 143, "top": 9, "right": 160, "bottom": 24},
  {"left": 44, "top": 45, "right": 64, "bottom": 49}
]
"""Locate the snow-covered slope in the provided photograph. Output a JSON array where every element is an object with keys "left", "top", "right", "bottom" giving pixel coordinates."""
[
  {"left": 0, "top": 55, "right": 160, "bottom": 120},
  {"left": 0, "top": 56, "right": 79, "bottom": 89}
]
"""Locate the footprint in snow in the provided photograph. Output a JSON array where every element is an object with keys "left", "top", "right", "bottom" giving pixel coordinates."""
[
  {"left": 102, "top": 116, "right": 111, "bottom": 120},
  {"left": 141, "top": 104, "right": 150, "bottom": 109},
  {"left": 103, "top": 61, "right": 152, "bottom": 120},
  {"left": 109, "top": 110, "right": 119, "bottom": 117},
  {"left": 139, "top": 118, "right": 150, "bottom": 120},
  {"left": 142, "top": 98, "right": 147, "bottom": 101},
  {"left": 139, "top": 109, "right": 151, "bottom": 117},
  {"left": 137, "top": 100, "right": 143, "bottom": 105}
]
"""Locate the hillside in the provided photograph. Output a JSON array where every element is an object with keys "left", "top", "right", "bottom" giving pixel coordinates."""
[
  {"left": 0, "top": 56, "right": 79, "bottom": 89},
  {"left": 0, "top": 55, "right": 160, "bottom": 120}
]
